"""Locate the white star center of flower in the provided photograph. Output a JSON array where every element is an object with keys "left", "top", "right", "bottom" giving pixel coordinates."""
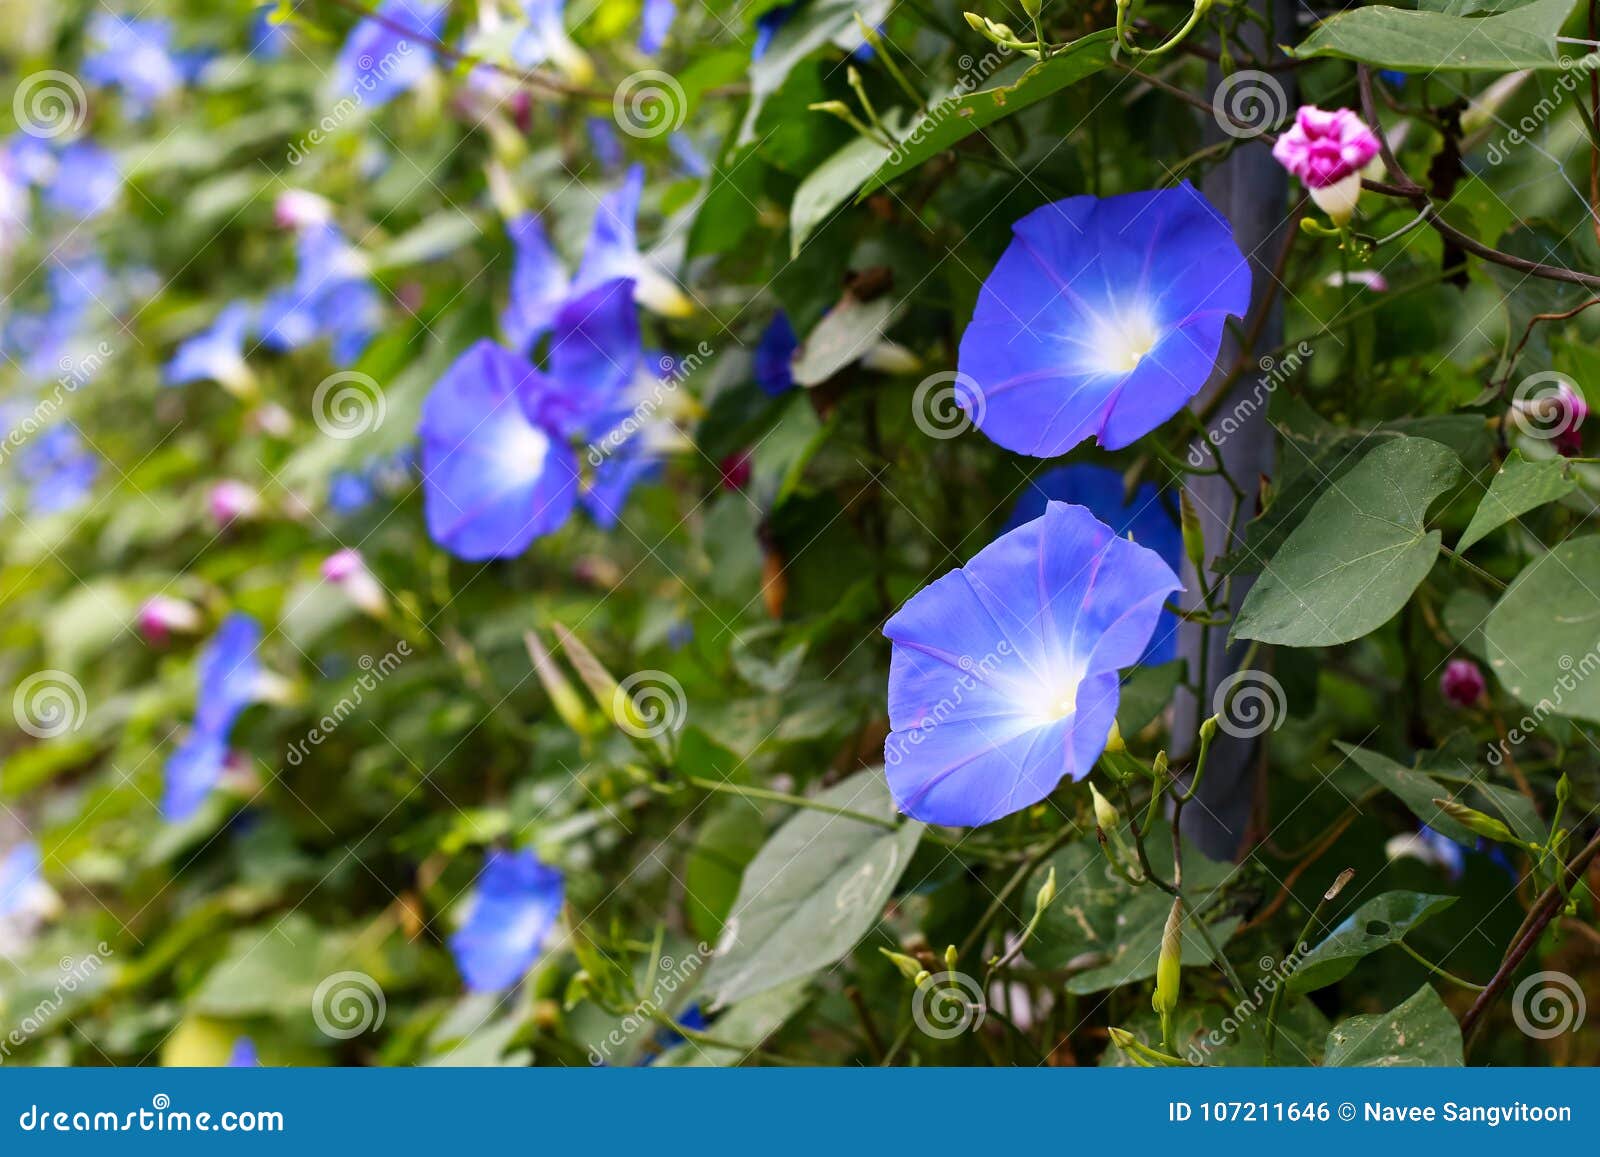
[
  {"left": 1020, "top": 666, "right": 1085, "bottom": 727},
  {"left": 1091, "top": 308, "right": 1161, "bottom": 374}
]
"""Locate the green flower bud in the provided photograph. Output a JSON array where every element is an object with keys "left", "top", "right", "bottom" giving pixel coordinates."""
[
  {"left": 944, "top": 944, "right": 959, "bottom": 970},
  {"left": 1433, "top": 799, "right": 1515, "bottom": 844},
  {"left": 1179, "top": 490, "right": 1206, "bottom": 577},
  {"left": 1152, "top": 897, "right": 1183, "bottom": 1016},
  {"left": 1089, "top": 782, "right": 1120, "bottom": 832},
  {"left": 1034, "top": 865, "right": 1057, "bottom": 916},
  {"left": 880, "top": 948, "right": 923, "bottom": 982}
]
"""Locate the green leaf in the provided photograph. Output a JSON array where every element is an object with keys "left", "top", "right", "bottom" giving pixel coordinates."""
[
  {"left": 1457, "top": 451, "right": 1574, "bottom": 553},
  {"left": 1117, "top": 660, "right": 1184, "bottom": 736},
  {"left": 1234, "top": 438, "right": 1464, "bottom": 646},
  {"left": 1484, "top": 535, "right": 1600, "bottom": 724},
  {"left": 790, "top": 296, "right": 899, "bottom": 387},
  {"left": 653, "top": 977, "right": 811, "bottom": 1067},
  {"left": 683, "top": 806, "right": 766, "bottom": 943},
  {"left": 858, "top": 32, "right": 1116, "bottom": 197},
  {"left": 791, "top": 125, "right": 898, "bottom": 257},
  {"left": 739, "top": 0, "right": 891, "bottom": 144},
  {"left": 1064, "top": 893, "right": 1241, "bottom": 995},
  {"left": 701, "top": 769, "right": 922, "bottom": 1006},
  {"left": 1289, "top": 891, "right": 1458, "bottom": 994},
  {"left": 1338, "top": 743, "right": 1479, "bottom": 843},
  {"left": 1324, "top": 985, "right": 1465, "bottom": 1066},
  {"left": 1289, "top": 0, "right": 1588, "bottom": 72}
]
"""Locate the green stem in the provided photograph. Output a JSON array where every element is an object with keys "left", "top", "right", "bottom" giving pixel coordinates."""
[
  {"left": 1395, "top": 939, "right": 1486, "bottom": 991},
  {"left": 681, "top": 775, "right": 898, "bottom": 829}
]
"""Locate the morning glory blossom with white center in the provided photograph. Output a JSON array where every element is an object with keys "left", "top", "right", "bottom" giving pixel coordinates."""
[
  {"left": 449, "top": 849, "right": 564, "bottom": 992},
  {"left": 883, "top": 501, "right": 1182, "bottom": 826},
  {"left": 573, "top": 165, "right": 693, "bottom": 320},
  {"left": 165, "top": 301, "right": 256, "bottom": 395},
  {"left": 957, "top": 182, "right": 1250, "bottom": 458}
]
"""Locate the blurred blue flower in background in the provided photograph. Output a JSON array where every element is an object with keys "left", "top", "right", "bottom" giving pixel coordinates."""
[
  {"left": 227, "top": 1037, "right": 260, "bottom": 1066},
  {"left": 165, "top": 301, "right": 256, "bottom": 395},
  {"left": 260, "top": 224, "right": 381, "bottom": 363},
  {"left": 753, "top": 310, "right": 797, "bottom": 396},
  {"left": 957, "top": 183, "right": 1250, "bottom": 457},
  {"left": 332, "top": 0, "right": 447, "bottom": 108},
  {"left": 18, "top": 426, "right": 98, "bottom": 515},
  {"left": 638, "top": 0, "right": 677, "bottom": 55},
  {"left": 83, "top": 14, "right": 206, "bottom": 113},
  {"left": 41, "top": 141, "right": 120, "bottom": 219},
  {"left": 501, "top": 213, "right": 570, "bottom": 355},
  {"left": 586, "top": 116, "right": 624, "bottom": 171},
  {"left": 668, "top": 132, "right": 709, "bottom": 179},
  {"left": 449, "top": 849, "right": 564, "bottom": 992},
  {"left": 164, "top": 614, "right": 267, "bottom": 820},
  {"left": 574, "top": 165, "right": 692, "bottom": 319},
  {"left": 883, "top": 502, "right": 1182, "bottom": 826},
  {"left": 513, "top": 0, "right": 594, "bottom": 84},
  {"left": 1004, "top": 464, "right": 1183, "bottom": 664}
]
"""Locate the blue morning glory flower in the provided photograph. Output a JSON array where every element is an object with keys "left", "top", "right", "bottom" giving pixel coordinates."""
[
  {"left": 754, "top": 311, "right": 797, "bottom": 396},
  {"left": 0, "top": 842, "right": 42, "bottom": 917},
  {"left": 227, "top": 1037, "right": 259, "bottom": 1066},
  {"left": 164, "top": 613, "right": 266, "bottom": 820},
  {"left": 957, "top": 183, "right": 1250, "bottom": 457},
  {"left": 260, "top": 224, "right": 380, "bottom": 362},
  {"left": 332, "top": 0, "right": 446, "bottom": 107},
  {"left": 42, "top": 141, "right": 120, "bottom": 219},
  {"left": 328, "top": 470, "right": 377, "bottom": 514},
  {"left": 883, "top": 501, "right": 1182, "bottom": 826},
  {"left": 251, "top": 6, "right": 291, "bottom": 58},
  {"left": 752, "top": 3, "right": 799, "bottom": 60},
  {"left": 82, "top": 15, "right": 191, "bottom": 112},
  {"left": 574, "top": 165, "right": 692, "bottom": 318},
  {"left": 165, "top": 301, "right": 255, "bottom": 393},
  {"left": 19, "top": 427, "right": 97, "bottom": 515},
  {"left": 501, "top": 212, "right": 570, "bottom": 355},
  {"left": 668, "top": 132, "right": 710, "bottom": 179},
  {"left": 449, "top": 849, "right": 564, "bottom": 992},
  {"left": 638, "top": 0, "right": 677, "bottom": 54},
  {"left": 418, "top": 340, "right": 582, "bottom": 560},
  {"left": 586, "top": 117, "right": 624, "bottom": 171},
  {"left": 1004, "top": 464, "right": 1182, "bottom": 664},
  {"left": 513, "top": 0, "right": 594, "bottom": 83}
]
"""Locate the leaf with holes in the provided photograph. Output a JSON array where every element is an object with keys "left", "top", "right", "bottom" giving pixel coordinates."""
[
  {"left": 1289, "top": 892, "right": 1458, "bottom": 994},
  {"left": 1324, "top": 984, "right": 1465, "bottom": 1066}
]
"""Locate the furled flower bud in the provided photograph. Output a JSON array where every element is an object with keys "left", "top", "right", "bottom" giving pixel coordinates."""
[
  {"left": 208, "top": 480, "right": 261, "bottom": 527},
  {"left": 322, "top": 548, "right": 387, "bottom": 618},
  {"left": 1433, "top": 798, "right": 1515, "bottom": 844},
  {"left": 1151, "top": 897, "right": 1184, "bottom": 1016},
  {"left": 138, "top": 595, "right": 203, "bottom": 645},
  {"left": 273, "top": 188, "right": 333, "bottom": 231},
  {"left": 1439, "top": 658, "right": 1486, "bottom": 709},
  {"left": 1088, "top": 782, "right": 1120, "bottom": 833},
  {"left": 1271, "top": 106, "right": 1380, "bottom": 225}
]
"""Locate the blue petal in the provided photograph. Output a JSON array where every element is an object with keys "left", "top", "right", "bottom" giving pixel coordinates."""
[
  {"left": 43, "top": 142, "right": 121, "bottom": 219},
  {"left": 227, "top": 1037, "right": 260, "bottom": 1067},
  {"left": 163, "top": 731, "right": 229, "bottom": 821},
  {"left": 958, "top": 183, "right": 1250, "bottom": 457},
  {"left": 500, "top": 213, "right": 570, "bottom": 354},
  {"left": 195, "top": 613, "right": 265, "bottom": 736},
  {"left": 573, "top": 165, "right": 644, "bottom": 296},
  {"left": 418, "top": 340, "right": 579, "bottom": 560},
  {"left": 449, "top": 849, "right": 564, "bottom": 992},
  {"left": 883, "top": 502, "right": 1181, "bottom": 826},
  {"left": 332, "top": 0, "right": 444, "bottom": 108},
  {"left": 165, "top": 301, "right": 254, "bottom": 386},
  {"left": 583, "top": 450, "right": 658, "bottom": 528},
  {"left": 754, "top": 310, "right": 797, "bottom": 396},
  {"left": 639, "top": 0, "right": 677, "bottom": 53},
  {"left": 1005, "top": 464, "right": 1183, "bottom": 663},
  {"left": 0, "top": 843, "right": 41, "bottom": 917},
  {"left": 546, "top": 277, "right": 641, "bottom": 434}
]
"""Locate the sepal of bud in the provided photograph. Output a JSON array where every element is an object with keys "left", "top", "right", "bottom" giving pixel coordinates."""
[{"left": 1107, "top": 1026, "right": 1189, "bottom": 1067}]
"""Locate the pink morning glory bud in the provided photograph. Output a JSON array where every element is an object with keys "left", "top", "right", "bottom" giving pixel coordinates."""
[
  {"left": 719, "top": 450, "right": 752, "bottom": 492},
  {"left": 208, "top": 480, "right": 261, "bottom": 527},
  {"left": 274, "top": 189, "right": 333, "bottom": 231},
  {"left": 1272, "top": 106, "right": 1380, "bottom": 224},
  {"left": 138, "top": 595, "right": 202, "bottom": 645},
  {"left": 322, "top": 548, "right": 387, "bottom": 617},
  {"left": 1440, "top": 658, "right": 1486, "bottom": 708}
]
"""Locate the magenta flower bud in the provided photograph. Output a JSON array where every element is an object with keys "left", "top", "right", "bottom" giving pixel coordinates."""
[
  {"left": 1272, "top": 106, "right": 1381, "bottom": 189},
  {"left": 322, "top": 548, "right": 387, "bottom": 617},
  {"left": 208, "top": 480, "right": 261, "bottom": 527},
  {"left": 138, "top": 595, "right": 202, "bottom": 644},
  {"left": 1440, "top": 658, "right": 1486, "bottom": 709},
  {"left": 274, "top": 188, "right": 333, "bottom": 231}
]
